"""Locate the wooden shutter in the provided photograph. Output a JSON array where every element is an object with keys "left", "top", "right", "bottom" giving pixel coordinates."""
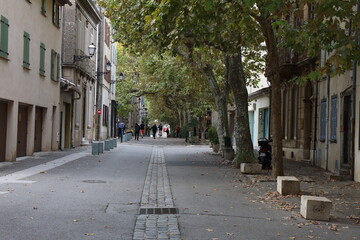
[
  {"left": 0, "top": 16, "right": 9, "bottom": 59},
  {"left": 57, "top": 54, "right": 61, "bottom": 80},
  {"left": 23, "top": 32, "right": 30, "bottom": 68},
  {"left": 51, "top": 49, "right": 55, "bottom": 80},
  {"left": 320, "top": 99, "right": 327, "bottom": 141},
  {"left": 330, "top": 96, "right": 337, "bottom": 141},
  {"left": 39, "top": 43, "right": 46, "bottom": 76}
]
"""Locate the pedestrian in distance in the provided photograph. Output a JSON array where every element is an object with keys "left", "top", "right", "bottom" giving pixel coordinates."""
[
  {"left": 140, "top": 122, "right": 145, "bottom": 138},
  {"left": 117, "top": 121, "right": 125, "bottom": 139},
  {"left": 151, "top": 124, "right": 157, "bottom": 139},
  {"left": 175, "top": 126, "right": 180, "bottom": 137},
  {"left": 158, "top": 123, "right": 163, "bottom": 137},
  {"left": 134, "top": 123, "right": 140, "bottom": 141}
]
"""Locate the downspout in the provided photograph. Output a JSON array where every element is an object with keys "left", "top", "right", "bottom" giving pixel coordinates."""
[{"left": 312, "top": 79, "right": 319, "bottom": 166}]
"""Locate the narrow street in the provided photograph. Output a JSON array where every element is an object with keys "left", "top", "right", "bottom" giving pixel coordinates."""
[{"left": 0, "top": 138, "right": 359, "bottom": 240}]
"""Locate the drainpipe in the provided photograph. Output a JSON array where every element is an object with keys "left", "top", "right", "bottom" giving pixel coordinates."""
[{"left": 312, "top": 79, "right": 319, "bottom": 166}]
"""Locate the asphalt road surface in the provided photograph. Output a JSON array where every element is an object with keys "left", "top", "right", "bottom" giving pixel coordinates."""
[{"left": 0, "top": 138, "right": 359, "bottom": 240}]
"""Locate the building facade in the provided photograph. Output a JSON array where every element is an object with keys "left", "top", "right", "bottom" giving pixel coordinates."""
[
  {"left": 0, "top": 0, "right": 71, "bottom": 161},
  {"left": 61, "top": 0, "right": 101, "bottom": 148}
]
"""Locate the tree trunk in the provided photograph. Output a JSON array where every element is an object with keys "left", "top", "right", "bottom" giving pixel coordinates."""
[
  {"left": 259, "top": 18, "right": 284, "bottom": 177},
  {"left": 226, "top": 49, "right": 256, "bottom": 164},
  {"left": 203, "top": 64, "right": 230, "bottom": 149}
]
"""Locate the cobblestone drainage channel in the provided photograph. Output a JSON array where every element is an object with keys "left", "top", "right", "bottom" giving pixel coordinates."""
[
  {"left": 139, "top": 208, "right": 179, "bottom": 215},
  {"left": 82, "top": 180, "right": 107, "bottom": 183}
]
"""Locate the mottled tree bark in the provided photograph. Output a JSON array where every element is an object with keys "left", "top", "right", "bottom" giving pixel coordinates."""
[
  {"left": 258, "top": 18, "right": 284, "bottom": 177},
  {"left": 226, "top": 48, "right": 256, "bottom": 164},
  {"left": 203, "top": 65, "right": 230, "bottom": 149}
]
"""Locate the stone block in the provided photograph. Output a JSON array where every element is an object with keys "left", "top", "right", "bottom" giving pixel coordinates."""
[
  {"left": 223, "top": 147, "right": 234, "bottom": 160},
  {"left": 92, "top": 141, "right": 104, "bottom": 155},
  {"left": 104, "top": 140, "right": 111, "bottom": 151},
  {"left": 300, "top": 195, "right": 332, "bottom": 221},
  {"left": 277, "top": 176, "right": 300, "bottom": 195},
  {"left": 240, "top": 163, "right": 262, "bottom": 174}
]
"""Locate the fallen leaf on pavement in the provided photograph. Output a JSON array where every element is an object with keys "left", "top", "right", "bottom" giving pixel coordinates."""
[
  {"left": 206, "top": 229, "right": 214, "bottom": 232},
  {"left": 85, "top": 233, "right": 95, "bottom": 236},
  {"left": 226, "top": 232, "right": 234, "bottom": 236}
]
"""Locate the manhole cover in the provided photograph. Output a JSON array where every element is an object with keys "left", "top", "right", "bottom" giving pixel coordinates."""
[{"left": 83, "top": 180, "right": 107, "bottom": 183}]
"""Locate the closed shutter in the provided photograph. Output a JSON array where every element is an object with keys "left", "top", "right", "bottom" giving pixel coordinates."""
[
  {"left": 23, "top": 32, "right": 30, "bottom": 68},
  {"left": 57, "top": 54, "right": 61, "bottom": 81},
  {"left": 0, "top": 16, "right": 9, "bottom": 59},
  {"left": 51, "top": 49, "right": 55, "bottom": 80},
  {"left": 41, "top": 0, "right": 46, "bottom": 14},
  {"left": 330, "top": 96, "right": 337, "bottom": 141},
  {"left": 320, "top": 99, "right": 327, "bottom": 141},
  {"left": 39, "top": 43, "right": 46, "bottom": 76}
]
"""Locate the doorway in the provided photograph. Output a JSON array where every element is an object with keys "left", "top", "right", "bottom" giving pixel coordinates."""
[
  {"left": 342, "top": 95, "right": 352, "bottom": 167},
  {"left": 34, "top": 107, "right": 43, "bottom": 152},
  {"left": 17, "top": 105, "right": 28, "bottom": 157},
  {"left": 0, "top": 101, "right": 7, "bottom": 161}
]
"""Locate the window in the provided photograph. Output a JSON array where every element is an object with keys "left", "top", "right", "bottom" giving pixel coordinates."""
[
  {"left": 0, "top": 16, "right": 9, "bottom": 59},
  {"left": 308, "top": 4, "right": 315, "bottom": 20},
  {"left": 39, "top": 43, "right": 46, "bottom": 76},
  {"left": 51, "top": 50, "right": 61, "bottom": 80},
  {"left": 52, "top": 0, "right": 60, "bottom": 27},
  {"left": 41, "top": 0, "right": 46, "bottom": 15},
  {"left": 102, "top": 105, "right": 109, "bottom": 126},
  {"left": 330, "top": 96, "right": 337, "bottom": 141},
  {"left": 320, "top": 99, "right": 327, "bottom": 141},
  {"left": 23, "top": 32, "right": 30, "bottom": 68}
]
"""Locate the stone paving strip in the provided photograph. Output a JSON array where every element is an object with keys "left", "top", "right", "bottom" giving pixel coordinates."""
[{"left": 133, "top": 147, "right": 181, "bottom": 240}]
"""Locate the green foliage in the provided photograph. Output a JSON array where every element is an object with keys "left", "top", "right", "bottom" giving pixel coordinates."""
[{"left": 207, "top": 126, "right": 219, "bottom": 145}]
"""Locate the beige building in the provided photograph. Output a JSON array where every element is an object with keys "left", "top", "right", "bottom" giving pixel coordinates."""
[
  {"left": 0, "top": 0, "right": 71, "bottom": 161},
  {"left": 61, "top": 0, "right": 101, "bottom": 147}
]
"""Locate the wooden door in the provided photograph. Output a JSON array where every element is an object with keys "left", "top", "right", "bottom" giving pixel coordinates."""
[
  {"left": 34, "top": 107, "right": 43, "bottom": 152},
  {"left": 17, "top": 105, "right": 28, "bottom": 157}
]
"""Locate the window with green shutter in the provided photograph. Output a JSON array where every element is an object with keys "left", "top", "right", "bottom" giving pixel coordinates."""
[
  {"left": 52, "top": 0, "right": 60, "bottom": 27},
  {"left": 51, "top": 49, "right": 55, "bottom": 80},
  {"left": 23, "top": 32, "right": 30, "bottom": 69},
  {"left": 0, "top": 16, "right": 9, "bottom": 59},
  {"left": 41, "top": 0, "right": 46, "bottom": 15},
  {"left": 39, "top": 43, "right": 46, "bottom": 76},
  {"left": 57, "top": 54, "right": 61, "bottom": 81}
]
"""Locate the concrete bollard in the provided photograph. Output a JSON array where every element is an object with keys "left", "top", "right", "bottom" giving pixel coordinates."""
[
  {"left": 300, "top": 195, "right": 332, "bottom": 221},
  {"left": 104, "top": 140, "right": 111, "bottom": 151},
  {"left": 98, "top": 142, "right": 104, "bottom": 153},
  {"left": 240, "top": 163, "right": 262, "bottom": 174},
  {"left": 92, "top": 141, "right": 100, "bottom": 155},
  {"left": 277, "top": 176, "right": 301, "bottom": 195}
]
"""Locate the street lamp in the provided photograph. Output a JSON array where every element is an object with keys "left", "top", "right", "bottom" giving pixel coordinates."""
[
  {"left": 110, "top": 72, "right": 124, "bottom": 84},
  {"left": 96, "top": 61, "right": 112, "bottom": 76},
  {"left": 74, "top": 43, "right": 96, "bottom": 62}
]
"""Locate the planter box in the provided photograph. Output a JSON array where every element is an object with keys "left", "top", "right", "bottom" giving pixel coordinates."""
[{"left": 240, "top": 163, "right": 262, "bottom": 174}]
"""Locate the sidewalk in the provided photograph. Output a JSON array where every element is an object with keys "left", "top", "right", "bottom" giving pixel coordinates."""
[{"left": 233, "top": 158, "right": 360, "bottom": 226}]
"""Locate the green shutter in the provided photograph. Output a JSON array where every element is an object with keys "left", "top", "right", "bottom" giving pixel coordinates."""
[
  {"left": 57, "top": 54, "right": 61, "bottom": 80},
  {"left": 0, "top": 16, "right": 9, "bottom": 59},
  {"left": 23, "top": 32, "right": 30, "bottom": 68},
  {"left": 51, "top": 49, "right": 55, "bottom": 80},
  {"left": 39, "top": 43, "right": 46, "bottom": 76},
  {"left": 41, "top": 0, "right": 46, "bottom": 14}
]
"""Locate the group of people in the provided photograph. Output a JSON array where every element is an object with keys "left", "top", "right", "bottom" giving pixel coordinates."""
[{"left": 117, "top": 121, "right": 179, "bottom": 140}]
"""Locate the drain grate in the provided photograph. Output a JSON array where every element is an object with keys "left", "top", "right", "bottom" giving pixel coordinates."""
[{"left": 139, "top": 207, "right": 178, "bottom": 215}]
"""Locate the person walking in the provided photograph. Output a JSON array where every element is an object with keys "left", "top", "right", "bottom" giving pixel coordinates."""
[
  {"left": 134, "top": 123, "right": 140, "bottom": 141},
  {"left": 117, "top": 121, "right": 125, "bottom": 140},
  {"left": 140, "top": 122, "right": 145, "bottom": 138},
  {"left": 151, "top": 124, "right": 157, "bottom": 139},
  {"left": 158, "top": 123, "right": 163, "bottom": 137}
]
